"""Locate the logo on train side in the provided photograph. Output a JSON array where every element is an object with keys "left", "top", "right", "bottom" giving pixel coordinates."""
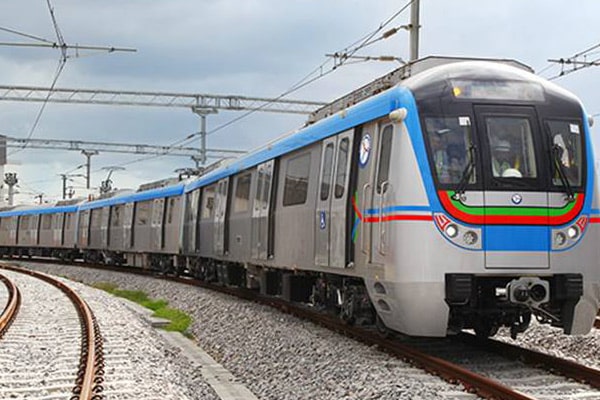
[
  {"left": 511, "top": 193, "right": 523, "bottom": 205},
  {"left": 319, "top": 211, "right": 326, "bottom": 230},
  {"left": 359, "top": 134, "right": 371, "bottom": 168}
]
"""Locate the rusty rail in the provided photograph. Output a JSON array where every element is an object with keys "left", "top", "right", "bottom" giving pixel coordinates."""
[
  {"left": 10, "top": 258, "right": 599, "bottom": 400},
  {"left": 0, "top": 273, "right": 20, "bottom": 337},
  {"left": 0, "top": 264, "right": 104, "bottom": 400},
  {"left": 170, "top": 277, "right": 536, "bottom": 400},
  {"left": 458, "top": 332, "right": 600, "bottom": 389}
]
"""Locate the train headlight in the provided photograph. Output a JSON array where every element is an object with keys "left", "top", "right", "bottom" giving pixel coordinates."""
[
  {"left": 567, "top": 226, "right": 579, "bottom": 239},
  {"left": 463, "top": 230, "right": 478, "bottom": 245},
  {"left": 554, "top": 232, "right": 567, "bottom": 246},
  {"left": 445, "top": 224, "right": 458, "bottom": 238}
]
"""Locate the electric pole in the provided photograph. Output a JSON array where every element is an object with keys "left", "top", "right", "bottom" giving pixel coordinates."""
[
  {"left": 60, "top": 173, "right": 85, "bottom": 199},
  {"left": 4, "top": 172, "right": 17, "bottom": 206},
  {"left": 192, "top": 107, "right": 218, "bottom": 165},
  {"left": 81, "top": 150, "right": 98, "bottom": 189},
  {"left": 409, "top": 0, "right": 420, "bottom": 62}
]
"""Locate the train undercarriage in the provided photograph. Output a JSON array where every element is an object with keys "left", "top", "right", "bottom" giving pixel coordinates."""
[{"left": 445, "top": 273, "right": 584, "bottom": 338}]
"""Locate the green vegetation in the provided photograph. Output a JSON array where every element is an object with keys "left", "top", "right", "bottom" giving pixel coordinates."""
[{"left": 92, "top": 282, "right": 191, "bottom": 333}]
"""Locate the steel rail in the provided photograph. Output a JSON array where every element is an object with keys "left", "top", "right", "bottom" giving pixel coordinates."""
[
  {"left": 0, "top": 273, "right": 20, "bottom": 337},
  {"left": 179, "top": 279, "right": 536, "bottom": 400},
  {"left": 458, "top": 332, "right": 600, "bottom": 389},
  {"left": 12, "top": 258, "right": 600, "bottom": 400},
  {"left": 0, "top": 264, "right": 104, "bottom": 400}
]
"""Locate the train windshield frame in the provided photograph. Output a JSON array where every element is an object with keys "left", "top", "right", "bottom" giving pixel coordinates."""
[
  {"left": 424, "top": 115, "right": 477, "bottom": 187},
  {"left": 422, "top": 107, "right": 586, "bottom": 193}
]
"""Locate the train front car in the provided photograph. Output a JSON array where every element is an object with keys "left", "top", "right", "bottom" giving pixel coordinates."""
[{"left": 388, "top": 61, "right": 600, "bottom": 338}]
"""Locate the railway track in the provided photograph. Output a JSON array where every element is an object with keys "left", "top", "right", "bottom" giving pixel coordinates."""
[
  {"left": 10, "top": 258, "right": 600, "bottom": 400},
  {"left": 0, "top": 264, "right": 104, "bottom": 400},
  {"left": 0, "top": 273, "right": 20, "bottom": 338}
]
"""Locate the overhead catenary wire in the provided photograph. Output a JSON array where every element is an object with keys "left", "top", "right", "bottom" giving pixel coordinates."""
[
  {"left": 204, "top": 0, "right": 415, "bottom": 139},
  {"left": 9, "top": 0, "right": 68, "bottom": 156},
  {"left": 0, "top": 25, "right": 54, "bottom": 44},
  {"left": 101, "top": 1, "right": 417, "bottom": 171},
  {"left": 547, "top": 40, "right": 600, "bottom": 80}
]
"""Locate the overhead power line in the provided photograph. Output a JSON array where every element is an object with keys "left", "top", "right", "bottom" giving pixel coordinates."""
[
  {"left": 0, "top": 135, "right": 245, "bottom": 159},
  {"left": 0, "top": 85, "right": 325, "bottom": 114},
  {"left": 548, "top": 41, "right": 600, "bottom": 79}
]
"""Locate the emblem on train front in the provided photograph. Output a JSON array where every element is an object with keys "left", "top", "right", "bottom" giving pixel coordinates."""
[
  {"left": 511, "top": 193, "right": 523, "bottom": 205},
  {"left": 359, "top": 134, "right": 371, "bottom": 168}
]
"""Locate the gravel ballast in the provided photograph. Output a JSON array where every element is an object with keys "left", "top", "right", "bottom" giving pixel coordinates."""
[
  {"left": 1, "top": 264, "right": 219, "bottom": 400},
  {"left": 13, "top": 262, "right": 480, "bottom": 400}
]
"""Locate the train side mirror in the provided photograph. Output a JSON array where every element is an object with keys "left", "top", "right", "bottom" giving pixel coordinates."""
[{"left": 588, "top": 115, "right": 594, "bottom": 127}]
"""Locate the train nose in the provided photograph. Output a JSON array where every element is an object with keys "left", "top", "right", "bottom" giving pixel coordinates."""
[{"left": 506, "top": 277, "right": 550, "bottom": 306}]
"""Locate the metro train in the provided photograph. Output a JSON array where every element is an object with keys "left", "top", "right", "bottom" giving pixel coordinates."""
[{"left": 1, "top": 56, "right": 599, "bottom": 338}]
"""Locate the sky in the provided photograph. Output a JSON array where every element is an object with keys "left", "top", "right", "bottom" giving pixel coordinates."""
[{"left": 0, "top": 0, "right": 598, "bottom": 204}]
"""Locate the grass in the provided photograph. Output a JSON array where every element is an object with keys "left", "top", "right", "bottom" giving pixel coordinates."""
[{"left": 92, "top": 282, "right": 191, "bottom": 333}]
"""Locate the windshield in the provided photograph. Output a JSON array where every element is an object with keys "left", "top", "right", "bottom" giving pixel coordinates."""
[
  {"left": 546, "top": 120, "right": 583, "bottom": 187},
  {"left": 486, "top": 116, "right": 537, "bottom": 179},
  {"left": 424, "top": 116, "right": 475, "bottom": 185}
]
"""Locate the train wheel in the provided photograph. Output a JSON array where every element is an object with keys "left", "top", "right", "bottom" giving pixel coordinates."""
[
  {"left": 375, "top": 315, "right": 391, "bottom": 338},
  {"left": 474, "top": 320, "right": 499, "bottom": 338}
]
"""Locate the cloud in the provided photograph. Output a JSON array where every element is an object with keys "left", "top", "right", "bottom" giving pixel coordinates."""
[{"left": 0, "top": 0, "right": 599, "bottom": 202}]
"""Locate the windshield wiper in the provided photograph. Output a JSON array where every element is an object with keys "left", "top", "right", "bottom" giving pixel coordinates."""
[
  {"left": 452, "top": 145, "right": 476, "bottom": 201},
  {"left": 552, "top": 144, "right": 575, "bottom": 202}
]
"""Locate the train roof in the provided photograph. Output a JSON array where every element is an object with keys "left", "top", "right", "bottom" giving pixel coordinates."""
[
  {"left": 185, "top": 56, "right": 585, "bottom": 194},
  {"left": 79, "top": 183, "right": 185, "bottom": 210},
  {"left": 184, "top": 84, "right": 412, "bottom": 193},
  {"left": 402, "top": 60, "right": 580, "bottom": 105},
  {"left": 0, "top": 203, "right": 80, "bottom": 217}
]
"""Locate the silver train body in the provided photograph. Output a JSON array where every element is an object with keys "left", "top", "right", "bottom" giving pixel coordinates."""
[{"left": 1, "top": 57, "right": 598, "bottom": 337}]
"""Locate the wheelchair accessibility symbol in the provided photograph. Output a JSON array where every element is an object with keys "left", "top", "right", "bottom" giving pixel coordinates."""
[{"left": 320, "top": 211, "right": 326, "bottom": 230}]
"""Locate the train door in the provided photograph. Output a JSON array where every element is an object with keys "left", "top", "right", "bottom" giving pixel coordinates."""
[
  {"left": 100, "top": 207, "right": 110, "bottom": 248},
  {"left": 251, "top": 160, "right": 275, "bottom": 260},
  {"left": 183, "top": 190, "right": 200, "bottom": 253},
  {"left": 123, "top": 203, "right": 134, "bottom": 249},
  {"left": 78, "top": 210, "right": 90, "bottom": 247},
  {"left": 214, "top": 177, "right": 230, "bottom": 256},
  {"left": 474, "top": 105, "right": 550, "bottom": 269},
  {"left": 315, "top": 130, "right": 354, "bottom": 268},
  {"left": 357, "top": 122, "right": 395, "bottom": 265},
  {"left": 151, "top": 198, "right": 165, "bottom": 250},
  {"left": 53, "top": 213, "right": 64, "bottom": 246}
]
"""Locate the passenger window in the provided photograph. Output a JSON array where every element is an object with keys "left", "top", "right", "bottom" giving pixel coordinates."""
[
  {"left": 91, "top": 209, "right": 102, "bottom": 227},
  {"left": 42, "top": 215, "right": 52, "bottom": 230},
  {"left": 168, "top": 197, "right": 177, "bottom": 224},
  {"left": 262, "top": 167, "right": 272, "bottom": 210},
  {"left": 112, "top": 206, "right": 121, "bottom": 227},
  {"left": 283, "top": 152, "right": 311, "bottom": 206},
  {"left": 233, "top": 173, "right": 252, "bottom": 213},
  {"left": 201, "top": 186, "right": 216, "bottom": 219},
  {"left": 136, "top": 201, "right": 151, "bottom": 226},
  {"left": 334, "top": 138, "right": 350, "bottom": 199},
  {"left": 376, "top": 125, "right": 393, "bottom": 194},
  {"left": 320, "top": 144, "right": 334, "bottom": 201}
]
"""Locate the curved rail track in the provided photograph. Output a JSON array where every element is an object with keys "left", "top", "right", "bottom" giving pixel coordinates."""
[
  {"left": 10, "top": 258, "right": 600, "bottom": 400},
  {"left": 0, "top": 264, "right": 104, "bottom": 400},
  {"left": 0, "top": 273, "right": 20, "bottom": 338}
]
